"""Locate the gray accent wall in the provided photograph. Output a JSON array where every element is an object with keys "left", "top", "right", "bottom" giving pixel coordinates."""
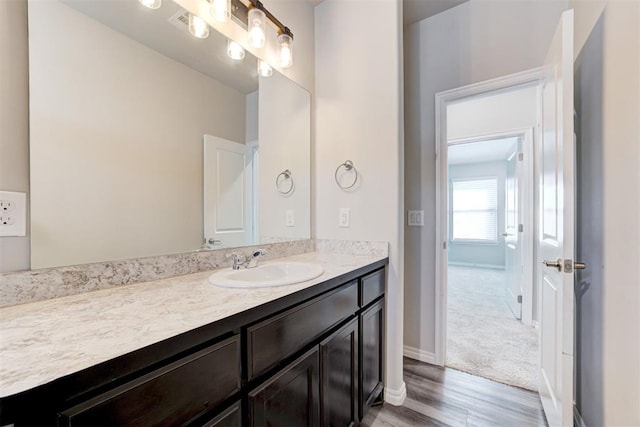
[{"left": 447, "top": 160, "right": 506, "bottom": 269}]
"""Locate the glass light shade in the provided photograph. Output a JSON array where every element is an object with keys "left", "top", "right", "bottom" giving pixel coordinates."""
[
  {"left": 248, "top": 8, "right": 266, "bottom": 48},
  {"left": 278, "top": 33, "right": 293, "bottom": 68},
  {"left": 211, "top": 0, "right": 230, "bottom": 22},
  {"left": 257, "top": 60, "right": 273, "bottom": 77},
  {"left": 188, "top": 14, "right": 209, "bottom": 39},
  {"left": 138, "top": 0, "right": 161, "bottom": 9},
  {"left": 227, "top": 40, "right": 245, "bottom": 60}
]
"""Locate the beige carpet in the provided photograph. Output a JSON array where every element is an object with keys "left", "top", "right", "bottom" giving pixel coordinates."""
[{"left": 446, "top": 265, "right": 538, "bottom": 391}]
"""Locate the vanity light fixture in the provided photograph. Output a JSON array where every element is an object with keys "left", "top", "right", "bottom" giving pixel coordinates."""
[
  {"left": 257, "top": 59, "right": 273, "bottom": 77},
  {"left": 211, "top": 0, "right": 231, "bottom": 22},
  {"left": 247, "top": 8, "right": 266, "bottom": 48},
  {"left": 138, "top": 0, "right": 161, "bottom": 9},
  {"left": 242, "top": 0, "right": 294, "bottom": 67},
  {"left": 277, "top": 33, "right": 293, "bottom": 68},
  {"left": 227, "top": 40, "right": 246, "bottom": 60},
  {"left": 188, "top": 13, "right": 210, "bottom": 38}
]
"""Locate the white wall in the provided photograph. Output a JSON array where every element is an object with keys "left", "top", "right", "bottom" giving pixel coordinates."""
[
  {"left": 29, "top": 0, "right": 247, "bottom": 268},
  {"left": 315, "top": 0, "right": 405, "bottom": 404},
  {"left": 571, "top": 0, "right": 640, "bottom": 425},
  {"left": 259, "top": 72, "right": 311, "bottom": 242},
  {"left": 0, "top": 0, "right": 30, "bottom": 272},
  {"left": 403, "top": 0, "right": 566, "bottom": 356},
  {"left": 447, "top": 86, "right": 539, "bottom": 140},
  {"left": 246, "top": 90, "right": 259, "bottom": 143}
]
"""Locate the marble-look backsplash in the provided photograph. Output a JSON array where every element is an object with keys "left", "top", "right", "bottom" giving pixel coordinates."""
[
  {"left": 315, "top": 239, "right": 388, "bottom": 257},
  {"left": 0, "top": 240, "right": 314, "bottom": 308},
  {"left": 0, "top": 239, "right": 388, "bottom": 308}
]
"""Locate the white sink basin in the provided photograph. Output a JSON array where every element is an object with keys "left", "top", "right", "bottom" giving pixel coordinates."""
[{"left": 209, "top": 262, "right": 325, "bottom": 288}]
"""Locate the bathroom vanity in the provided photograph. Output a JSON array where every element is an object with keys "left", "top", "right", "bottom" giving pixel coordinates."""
[{"left": 0, "top": 253, "right": 387, "bottom": 426}]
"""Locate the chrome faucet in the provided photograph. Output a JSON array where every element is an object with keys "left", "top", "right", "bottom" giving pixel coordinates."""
[{"left": 228, "top": 249, "right": 267, "bottom": 270}]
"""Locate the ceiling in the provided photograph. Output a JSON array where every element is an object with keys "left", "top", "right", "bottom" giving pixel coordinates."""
[
  {"left": 311, "top": 0, "right": 468, "bottom": 24},
  {"left": 403, "top": 0, "right": 469, "bottom": 26},
  {"left": 448, "top": 137, "right": 519, "bottom": 165}
]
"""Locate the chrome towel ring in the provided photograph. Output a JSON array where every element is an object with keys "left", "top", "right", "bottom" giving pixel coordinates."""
[
  {"left": 335, "top": 160, "right": 358, "bottom": 190},
  {"left": 276, "top": 169, "right": 294, "bottom": 195}
]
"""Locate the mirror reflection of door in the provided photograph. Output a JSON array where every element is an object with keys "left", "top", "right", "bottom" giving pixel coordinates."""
[{"left": 203, "top": 135, "right": 256, "bottom": 248}]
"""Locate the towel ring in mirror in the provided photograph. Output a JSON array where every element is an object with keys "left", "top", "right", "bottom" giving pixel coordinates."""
[
  {"left": 335, "top": 160, "right": 358, "bottom": 190},
  {"left": 276, "top": 169, "right": 294, "bottom": 195}
]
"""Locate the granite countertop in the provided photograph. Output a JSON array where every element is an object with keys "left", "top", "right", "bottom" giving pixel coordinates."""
[{"left": 0, "top": 252, "right": 386, "bottom": 398}]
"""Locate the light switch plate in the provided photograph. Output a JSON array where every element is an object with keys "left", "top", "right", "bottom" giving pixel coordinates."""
[
  {"left": 0, "top": 191, "right": 27, "bottom": 237},
  {"left": 285, "top": 209, "right": 295, "bottom": 227},
  {"left": 339, "top": 208, "right": 350, "bottom": 228},
  {"left": 408, "top": 210, "right": 424, "bottom": 227}
]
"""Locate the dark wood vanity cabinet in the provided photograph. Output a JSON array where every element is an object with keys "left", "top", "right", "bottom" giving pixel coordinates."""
[
  {"left": 57, "top": 335, "right": 241, "bottom": 427},
  {"left": 360, "top": 299, "right": 384, "bottom": 418},
  {"left": 249, "top": 347, "right": 320, "bottom": 427},
  {"left": 0, "top": 262, "right": 387, "bottom": 427},
  {"left": 320, "top": 317, "right": 359, "bottom": 427}
]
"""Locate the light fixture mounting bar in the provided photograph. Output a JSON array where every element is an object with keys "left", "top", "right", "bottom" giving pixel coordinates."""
[
  {"left": 246, "top": 0, "right": 293, "bottom": 39},
  {"left": 230, "top": 0, "right": 248, "bottom": 27}
]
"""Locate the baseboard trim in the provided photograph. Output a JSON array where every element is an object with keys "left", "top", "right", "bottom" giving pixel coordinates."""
[
  {"left": 403, "top": 346, "right": 436, "bottom": 364},
  {"left": 384, "top": 381, "right": 406, "bottom": 406},
  {"left": 574, "top": 405, "right": 586, "bottom": 427},
  {"left": 447, "top": 261, "right": 505, "bottom": 270}
]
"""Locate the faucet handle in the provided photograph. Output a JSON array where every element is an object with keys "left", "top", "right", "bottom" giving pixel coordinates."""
[
  {"left": 252, "top": 249, "right": 267, "bottom": 257},
  {"left": 226, "top": 252, "right": 245, "bottom": 262}
]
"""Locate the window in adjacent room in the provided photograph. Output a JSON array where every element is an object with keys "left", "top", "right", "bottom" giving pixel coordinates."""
[{"left": 451, "top": 177, "right": 498, "bottom": 242}]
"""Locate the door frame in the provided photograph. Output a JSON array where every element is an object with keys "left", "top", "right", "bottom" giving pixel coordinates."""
[
  {"left": 434, "top": 67, "right": 545, "bottom": 366},
  {"left": 447, "top": 127, "right": 535, "bottom": 324}
]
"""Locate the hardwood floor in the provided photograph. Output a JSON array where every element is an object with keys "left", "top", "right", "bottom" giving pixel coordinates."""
[{"left": 361, "top": 358, "right": 547, "bottom": 427}]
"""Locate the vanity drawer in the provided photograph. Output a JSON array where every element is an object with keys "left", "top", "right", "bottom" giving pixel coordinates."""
[
  {"left": 247, "top": 280, "right": 358, "bottom": 381},
  {"left": 58, "top": 335, "right": 241, "bottom": 427},
  {"left": 360, "top": 268, "right": 385, "bottom": 308}
]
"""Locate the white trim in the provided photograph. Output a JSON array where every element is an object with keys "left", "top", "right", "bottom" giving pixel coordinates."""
[
  {"left": 383, "top": 381, "right": 407, "bottom": 406},
  {"left": 403, "top": 346, "right": 436, "bottom": 364},
  {"left": 434, "top": 67, "right": 545, "bottom": 368},
  {"left": 447, "top": 261, "right": 505, "bottom": 270},
  {"left": 246, "top": 139, "right": 259, "bottom": 244}
]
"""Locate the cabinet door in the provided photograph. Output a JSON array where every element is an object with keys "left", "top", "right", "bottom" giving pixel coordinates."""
[
  {"left": 360, "top": 300, "right": 384, "bottom": 419},
  {"left": 58, "top": 335, "right": 241, "bottom": 427},
  {"left": 202, "top": 401, "right": 242, "bottom": 427},
  {"left": 249, "top": 347, "right": 320, "bottom": 427},
  {"left": 320, "top": 317, "right": 358, "bottom": 427}
]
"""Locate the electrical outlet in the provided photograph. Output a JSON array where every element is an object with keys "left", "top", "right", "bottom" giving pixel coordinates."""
[
  {"left": 0, "top": 191, "right": 27, "bottom": 237},
  {"left": 408, "top": 210, "right": 424, "bottom": 226},
  {"left": 339, "top": 208, "right": 350, "bottom": 228},
  {"left": 0, "top": 200, "right": 14, "bottom": 212},
  {"left": 0, "top": 215, "right": 16, "bottom": 225},
  {"left": 286, "top": 209, "right": 295, "bottom": 227}
]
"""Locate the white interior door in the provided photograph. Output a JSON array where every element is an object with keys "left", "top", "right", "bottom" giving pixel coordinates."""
[
  {"left": 538, "top": 10, "right": 575, "bottom": 427},
  {"left": 504, "top": 141, "right": 522, "bottom": 319},
  {"left": 203, "top": 135, "right": 253, "bottom": 248}
]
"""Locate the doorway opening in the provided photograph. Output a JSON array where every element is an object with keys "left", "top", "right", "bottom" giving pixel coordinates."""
[
  {"left": 445, "top": 132, "right": 537, "bottom": 390},
  {"left": 433, "top": 69, "right": 544, "bottom": 392}
]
